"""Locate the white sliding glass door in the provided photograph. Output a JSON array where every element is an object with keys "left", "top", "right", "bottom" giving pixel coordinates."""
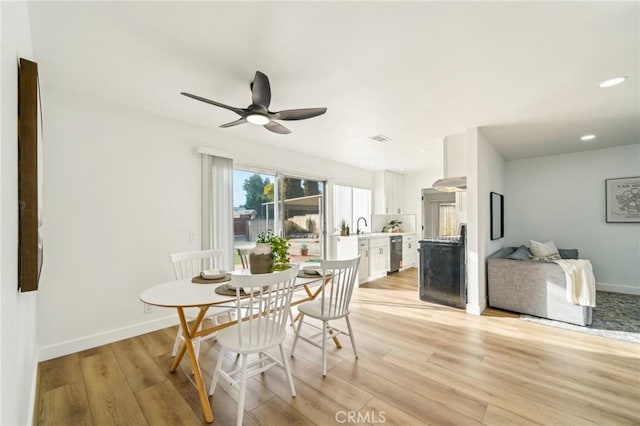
[
  {"left": 278, "top": 175, "right": 325, "bottom": 262},
  {"left": 233, "top": 169, "right": 326, "bottom": 267},
  {"left": 232, "top": 169, "right": 277, "bottom": 268}
]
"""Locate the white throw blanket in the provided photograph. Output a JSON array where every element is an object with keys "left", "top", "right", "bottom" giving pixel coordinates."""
[{"left": 553, "top": 259, "right": 596, "bottom": 307}]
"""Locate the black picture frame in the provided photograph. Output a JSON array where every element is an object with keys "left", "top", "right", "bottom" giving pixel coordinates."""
[{"left": 490, "top": 192, "right": 504, "bottom": 240}]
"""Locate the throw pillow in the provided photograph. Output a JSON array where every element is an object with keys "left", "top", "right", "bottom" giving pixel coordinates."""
[
  {"left": 530, "top": 254, "right": 561, "bottom": 262},
  {"left": 507, "top": 245, "right": 532, "bottom": 260},
  {"left": 529, "top": 240, "right": 559, "bottom": 257},
  {"left": 558, "top": 248, "right": 579, "bottom": 259}
]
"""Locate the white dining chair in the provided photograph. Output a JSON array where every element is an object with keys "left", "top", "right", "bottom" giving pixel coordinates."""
[
  {"left": 290, "top": 257, "right": 360, "bottom": 376},
  {"left": 169, "top": 249, "right": 233, "bottom": 358},
  {"left": 208, "top": 266, "right": 298, "bottom": 426},
  {"left": 237, "top": 247, "right": 250, "bottom": 270}
]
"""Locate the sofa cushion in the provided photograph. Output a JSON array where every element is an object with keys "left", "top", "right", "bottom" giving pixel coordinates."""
[
  {"left": 489, "top": 247, "right": 516, "bottom": 259},
  {"left": 559, "top": 248, "right": 579, "bottom": 259},
  {"left": 507, "top": 245, "right": 532, "bottom": 260},
  {"left": 529, "top": 240, "right": 559, "bottom": 257},
  {"left": 529, "top": 240, "right": 561, "bottom": 262}
]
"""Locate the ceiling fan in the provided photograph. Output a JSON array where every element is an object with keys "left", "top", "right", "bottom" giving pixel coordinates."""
[{"left": 181, "top": 71, "right": 327, "bottom": 135}]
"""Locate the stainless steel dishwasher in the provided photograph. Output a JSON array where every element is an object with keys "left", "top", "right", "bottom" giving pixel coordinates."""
[{"left": 389, "top": 236, "right": 402, "bottom": 273}]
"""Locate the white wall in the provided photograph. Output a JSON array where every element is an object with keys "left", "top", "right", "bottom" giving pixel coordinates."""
[
  {"left": 444, "top": 132, "right": 467, "bottom": 178},
  {"left": 37, "top": 87, "right": 373, "bottom": 360},
  {"left": 466, "top": 128, "right": 506, "bottom": 315},
  {"left": 1, "top": 1, "right": 39, "bottom": 424},
  {"left": 403, "top": 138, "right": 445, "bottom": 238},
  {"left": 506, "top": 144, "right": 640, "bottom": 294}
]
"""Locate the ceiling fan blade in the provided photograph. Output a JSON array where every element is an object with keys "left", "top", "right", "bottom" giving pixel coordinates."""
[
  {"left": 251, "top": 71, "right": 271, "bottom": 109},
  {"left": 181, "top": 92, "right": 244, "bottom": 115},
  {"left": 264, "top": 121, "right": 291, "bottom": 134},
  {"left": 274, "top": 107, "right": 327, "bottom": 121},
  {"left": 220, "top": 118, "right": 247, "bottom": 128}
]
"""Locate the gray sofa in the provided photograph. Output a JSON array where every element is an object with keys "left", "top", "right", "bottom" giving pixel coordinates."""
[{"left": 487, "top": 247, "right": 593, "bottom": 326}]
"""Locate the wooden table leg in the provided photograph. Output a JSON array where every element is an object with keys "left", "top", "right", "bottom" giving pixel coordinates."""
[
  {"left": 170, "top": 307, "right": 214, "bottom": 423},
  {"left": 327, "top": 324, "right": 343, "bottom": 348}
]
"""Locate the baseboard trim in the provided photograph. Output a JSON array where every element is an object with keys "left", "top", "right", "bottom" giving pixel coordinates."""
[
  {"left": 27, "top": 358, "right": 39, "bottom": 426},
  {"left": 596, "top": 282, "right": 640, "bottom": 295},
  {"left": 466, "top": 297, "right": 487, "bottom": 315},
  {"left": 37, "top": 314, "right": 178, "bottom": 362},
  {"left": 366, "top": 271, "right": 388, "bottom": 281}
]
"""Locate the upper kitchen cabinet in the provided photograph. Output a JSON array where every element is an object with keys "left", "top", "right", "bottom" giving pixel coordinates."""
[{"left": 374, "top": 170, "right": 404, "bottom": 214}]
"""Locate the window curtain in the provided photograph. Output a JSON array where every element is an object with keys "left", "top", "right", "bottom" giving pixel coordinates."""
[
  {"left": 439, "top": 203, "right": 457, "bottom": 236},
  {"left": 333, "top": 184, "right": 352, "bottom": 231},
  {"left": 202, "top": 155, "right": 234, "bottom": 271},
  {"left": 333, "top": 185, "right": 371, "bottom": 233}
]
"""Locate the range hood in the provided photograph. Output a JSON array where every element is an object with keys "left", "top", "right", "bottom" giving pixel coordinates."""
[{"left": 432, "top": 176, "right": 467, "bottom": 192}]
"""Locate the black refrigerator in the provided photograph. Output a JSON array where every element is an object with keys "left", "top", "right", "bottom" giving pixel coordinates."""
[{"left": 418, "top": 224, "right": 466, "bottom": 309}]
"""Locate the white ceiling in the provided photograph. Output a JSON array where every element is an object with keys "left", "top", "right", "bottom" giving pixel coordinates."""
[{"left": 27, "top": 1, "right": 639, "bottom": 173}]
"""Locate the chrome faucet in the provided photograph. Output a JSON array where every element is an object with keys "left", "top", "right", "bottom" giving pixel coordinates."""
[{"left": 356, "top": 217, "right": 368, "bottom": 234}]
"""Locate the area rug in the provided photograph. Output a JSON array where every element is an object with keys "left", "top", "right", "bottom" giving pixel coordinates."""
[{"left": 520, "top": 291, "right": 640, "bottom": 344}]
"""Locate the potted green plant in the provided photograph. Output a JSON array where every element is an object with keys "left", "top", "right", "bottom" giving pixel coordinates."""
[
  {"left": 300, "top": 243, "right": 309, "bottom": 256},
  {"left": 382, "top": 219, "right": 403, "bottom": 233},
  {"left": 252, "top": 231, "right": 291, "bottom": 273},
  {"left": 340, "top": 220, "right": 349, "bottom": 236}
]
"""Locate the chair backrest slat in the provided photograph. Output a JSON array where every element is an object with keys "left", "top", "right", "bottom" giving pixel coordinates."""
[
  {"left": 320, "top": 257, "right": 360, "bottom": 317},
  {"left": 237, "top": 248, "right": 251, "bottom": 269},
  {"left": 230, "top": 267, "right": 298, "bottom": 349},
  {"left": 170, "top": 249, "right": 223, "bottom": 279}
]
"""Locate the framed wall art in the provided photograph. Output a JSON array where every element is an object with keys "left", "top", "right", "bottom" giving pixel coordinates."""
[
  {"left": 490, "top": 191, "right": 504, "bottom": 240},
  {"left": 18, "top": 57, "right": 43, "bottom": 292},
  {"left": 605, "top": 176, "right": 640, "bottom": 223}
]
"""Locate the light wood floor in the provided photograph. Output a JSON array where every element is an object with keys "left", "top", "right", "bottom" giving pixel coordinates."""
[{"left": 36, "top": 268, "right": 640, "bottom": 425}]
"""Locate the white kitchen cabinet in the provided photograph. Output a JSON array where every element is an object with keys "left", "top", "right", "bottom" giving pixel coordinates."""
[
  {"left": 401, "top": 234, "right": 416, "bottom": 268},
  {"left": 368, "top": 237, "right": 390, "bottom": 279},
  {"left": 374, "top": 170, "right": 404, "bottom": 214},
  {"left": 331, "top": 235, "right": 358, "bottom": 260},
  {"left": 357, "top": 238, "right": 369, "bottom": 284}
]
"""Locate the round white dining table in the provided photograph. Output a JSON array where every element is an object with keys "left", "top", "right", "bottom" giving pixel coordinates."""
[
  {"left": 140, "top": 278, "right": 235, "bottom": 423},
  {"left": 138, "top": 268, "right": 330, "bottom": 423},
  {"left": 139, "top": 278, "right": 234, "bottom": 308}
]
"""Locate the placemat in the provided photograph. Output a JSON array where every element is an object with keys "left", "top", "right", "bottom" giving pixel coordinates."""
[
  {"left": 215, "top": 283, "right": 244, "bottom": 296},
  {"left": 191, "top": 273, "right": 231, "bottom": 284},
  {"left": 297, "top": 271, "right": 320, "bottom": 278},
  {"left": 297, "top": 271, "right": 332, "bottom": 279},
  {"left": 214, "top": 284, "right": 270, "bottom": 296}
]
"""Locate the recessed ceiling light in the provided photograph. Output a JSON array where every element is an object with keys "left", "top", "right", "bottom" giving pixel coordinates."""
[
  {"left": 580, "top": 134, "right": 596, "bottom": 141},
  {"left": 599, "top": 77, "right": 628, "bottom": 88},
  {"left": 419, "top": 149, "right": 428, "bottom": 153}
]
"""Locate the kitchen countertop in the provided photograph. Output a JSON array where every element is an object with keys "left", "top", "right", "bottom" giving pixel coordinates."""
[
  {"left": 332, "top": 232, "right": 416, "bottom": 239},
  {"left": 352, "top": 232, "right": 415, "bottom": 239}
]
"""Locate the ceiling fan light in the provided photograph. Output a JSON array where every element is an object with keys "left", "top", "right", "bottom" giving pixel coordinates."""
[
  {"left": 599, "top": 77, "right": 627, "bottom": 88},
  {"left": 246, "top": 114, "right": 270, "bottom": 125}
]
